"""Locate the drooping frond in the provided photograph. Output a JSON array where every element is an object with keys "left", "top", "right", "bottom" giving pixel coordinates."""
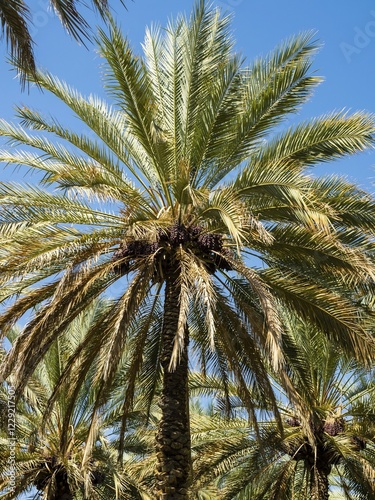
[
  {"left": 0, "top": 0, "right": 35, "bottom": 86},
  {"left": 0, "top": 300, "right": 150, "bottom": 499}
]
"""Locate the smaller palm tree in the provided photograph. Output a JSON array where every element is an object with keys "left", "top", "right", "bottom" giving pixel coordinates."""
[
  {"left": 0, "top": 299, "right": 146, "bottom": 499},
  {"left": 189, "top": 316, "right": 375, "bottom": 499}
]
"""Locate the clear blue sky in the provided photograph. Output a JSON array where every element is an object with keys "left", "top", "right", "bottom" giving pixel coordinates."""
[{"left": 1, "top": 0, "right": 375, "bottom": 190}]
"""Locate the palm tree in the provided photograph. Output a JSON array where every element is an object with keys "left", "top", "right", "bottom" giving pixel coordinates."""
[
  {"left": 0, "top": 0, "right": 125, "bottom": 87},
  {"left": 191, "top": 317, "right": 375, "bottom": 499},
  {"left": 0, "top": 300, "right": 147, "bottom": 499},
  {"left": 1, "top": 1, "right": 375, "bottom": 497}
]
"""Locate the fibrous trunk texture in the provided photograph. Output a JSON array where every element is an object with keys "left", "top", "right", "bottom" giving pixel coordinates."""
[
  {"left": 155, "top": 275, "right": 191, "bottom": 500},
  {"left": 311, "top": 464, "right": 330, "bottom": 500}
]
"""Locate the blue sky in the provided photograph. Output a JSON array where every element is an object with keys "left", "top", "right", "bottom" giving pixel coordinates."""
[{"left": 1, "top": 0, "right": 375, "bottom": 191}]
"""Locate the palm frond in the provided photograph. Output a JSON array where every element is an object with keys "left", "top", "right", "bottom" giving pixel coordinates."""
[{"left": 0, "top": 0, "right": 35, "bottom": 86}]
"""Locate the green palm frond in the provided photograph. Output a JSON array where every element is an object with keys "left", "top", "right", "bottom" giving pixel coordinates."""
[
  {"left": 188, "top": 313, "right": 375, "bottom": 499},
  {"left": 0, "top": 0, "right": 127, "bottom": 87},
  {"left": 0, "top": 0, "right": 35, "bottom": 86},
  {"left": 0, "top": 302, "right": 150, "bottom": 499}
]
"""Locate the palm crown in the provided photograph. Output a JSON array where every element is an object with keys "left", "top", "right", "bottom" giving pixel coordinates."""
[{"left": 1, "top": 1, "right": 375, "bottom": 497}]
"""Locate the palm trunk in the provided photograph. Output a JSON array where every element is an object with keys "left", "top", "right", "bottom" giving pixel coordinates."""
[
  {"left": 311, "top": 465, "right": 330, "bottom": 500},
  {"left": 155, "top": 274, "right": 192, "bottom": 500}
]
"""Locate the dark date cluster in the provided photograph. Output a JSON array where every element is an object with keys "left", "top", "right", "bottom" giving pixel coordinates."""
[
  {"left": 286, "top": 416, "right": 345, "bottom": 437},
  {"left": 33, "top": 458, "right": 69, "bottom": 492},
  {"left": 323, "top": 417, "right": 345, "bottom": 437},
  {"left": 91, "top": 469, "right": 106, "bottom": 486},
  {"left": 33, "top": 457, "right": 106, "bottom": 492},
  {"left": 112, "top": 223, "right": 233, "bottom": 275},
  {"left": 284, "top": 416, "right": 366, "bottom": 461},
  {"left": 285, "top": 416, "right": 300, "bottom": 427}
]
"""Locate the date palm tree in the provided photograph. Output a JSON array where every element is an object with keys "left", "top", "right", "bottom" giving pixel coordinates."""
[
  {"left": 0, "top": 0, "right": 125, "bottom": 86},
  {"left": 191, "top": 316, "right": 375, "bottom": 499},
  {"left": 0, "top": 299, "right": 149, "bottom": 499},
  {"left": 1, "top": 1, "right": 375, "bottom": 497}
]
